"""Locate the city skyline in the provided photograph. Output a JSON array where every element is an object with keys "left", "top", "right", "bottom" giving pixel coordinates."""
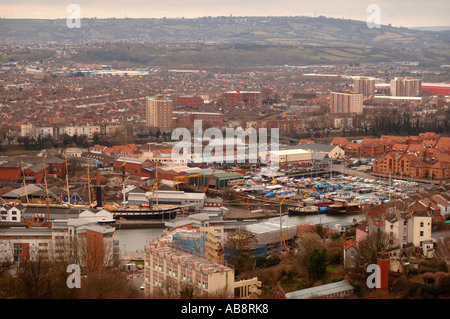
[{"left": 1, "top": 0, "right": 450, "bottom": 28}]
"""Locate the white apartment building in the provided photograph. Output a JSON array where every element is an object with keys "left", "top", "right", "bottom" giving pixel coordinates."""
[
  {"left": 383, "top": 211, "right": 433, "bottom": 255},
  {"left": 20, "top": 123, "right": 122, "bottom": 140},
  {"left": 0, "top": 209, "right": 117, "bottom": 264},
  {"left": 330, "top": 92, "right": 364, "bottom": 114}
]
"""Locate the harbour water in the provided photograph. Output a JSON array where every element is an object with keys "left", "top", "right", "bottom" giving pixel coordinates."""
[
  {"left": 114, "top": 173, "right": 425, "bottom": 254},
  {"left": 114, "top": 212, "right": 365, "bottom": 253}
]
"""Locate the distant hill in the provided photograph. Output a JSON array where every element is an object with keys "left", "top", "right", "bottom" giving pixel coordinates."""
[
  {"left": 1, "top": 16, "right": 449, "bottom": 66},
  {"left": 409, "top": 26, "right": 450, "bottom": 32}
]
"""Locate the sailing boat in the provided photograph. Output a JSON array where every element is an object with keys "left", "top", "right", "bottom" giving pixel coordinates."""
[
  {"left": 104, "top": 160, "right": 180, "bottom": 220},
  {"left": 19, "top": 150, "right": 181, "bottom": 221}
]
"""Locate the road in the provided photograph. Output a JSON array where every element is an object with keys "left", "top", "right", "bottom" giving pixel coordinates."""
[{"left": 127, "top": 271, "right": 145, "bottom": 290}]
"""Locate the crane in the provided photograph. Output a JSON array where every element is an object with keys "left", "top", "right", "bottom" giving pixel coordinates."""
[
  {"left": 279, "top": 194, "right": 289, "bottom": 253},
  {"left": 174, "top": 174, "right": 202, "bottom": 191},
  {"left": 202, "top": 168, "right": 216, "bottom": 193}
]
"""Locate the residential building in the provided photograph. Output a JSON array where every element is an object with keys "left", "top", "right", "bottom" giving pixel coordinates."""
[
  {"left": 343, "top": 240, "right": 360, "bottom": 268},
  {"left": 173, "top": 111, "right": 224, "bottom": 127},
  {"left": 430, "top": 195, "right": 450, "bottom": 218},
  {"left": 222, "top": 90, "right": 262, "bottom": 107},
  {"left": 176, "top": 94, "right": 204, "bottom": 108},
  {"left": 0, "top": 205, "right": 22, "bottom": 222},
  {"left": 353, "top": 77, "right": 375, "bottom": 96},
  {"left": 330, "top": 92, "right": 363, "bottom": 114},
  {"left": 144, "top": 245, "right": 234, "bottom": 298},
  {"left": 390, "top": 77, "right": 422, "bottom": 97},
  {"left": 256, "top": 119, "right": 303, "bottom": 132},
  {"left": 146, "top": 95, "right": 173, "bottom": 130},
  {"left": 0, "top": 209, "right": 117, "bottom": 266}
]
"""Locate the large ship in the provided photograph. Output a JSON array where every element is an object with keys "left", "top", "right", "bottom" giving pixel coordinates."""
[
  {"left": 11, "top": 153, "right": 182, "bottom": 224},
  {"left": 326, "top": 199, "right": 360, "bottom": 215},
  {"left": 103, "top": 202, "right": 180, "bottom": 220}
]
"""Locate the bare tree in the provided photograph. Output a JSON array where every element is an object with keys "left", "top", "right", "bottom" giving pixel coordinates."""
[
  {"left": 359, "top": 232, "right": 399, "bottom": 268},
  {"left": 295, "top": 232, "right": 325, "bottom": 268}
]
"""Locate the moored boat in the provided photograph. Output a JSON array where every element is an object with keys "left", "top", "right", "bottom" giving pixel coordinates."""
[
  {"left": 326, "top": 199, "right": 360, "bottom": 215},
  {"left": 288, "top": 204, "right": 323, "bottom": 216}
]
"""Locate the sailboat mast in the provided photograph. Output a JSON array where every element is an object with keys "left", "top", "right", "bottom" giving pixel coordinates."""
[
  {"left": 42, "top": 155, "right": 50, "bottom": 226},
  {"left": 20, "top": 162, "right": 29, "bottom": 204},
  {"left": 155, "top": 163, "right": 159, "bottom": 208},
  {"left": 65, "top": 152, "right": 70, "bottom": 206},
  {"left": 87, "top": 156, "right": 92, "bottom": 207}
]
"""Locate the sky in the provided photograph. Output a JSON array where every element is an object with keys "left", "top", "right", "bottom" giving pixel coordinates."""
[{"left": 1, "top": 0, "right": 449, "bottom": 28}]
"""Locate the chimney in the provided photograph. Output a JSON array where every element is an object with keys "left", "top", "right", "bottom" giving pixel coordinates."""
[{"left": 377, "top": 252, "right": 389, "bottom": 290}]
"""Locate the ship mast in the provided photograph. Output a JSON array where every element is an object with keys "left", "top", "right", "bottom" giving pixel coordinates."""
[
  {"left": 42, "top": 155, "right": 50, "bottom": 226},
  {"left": 87, "top": 156, "right": 92, "bottom": 207},
  {"left": 20, "top": 162, "right": 29, "bottom": 204},
  {"left": 65, "top": 152, "right": 70, "bottom": 206},
  {"left": 155, "top": 163, "right": 159, "bottom": 208}
]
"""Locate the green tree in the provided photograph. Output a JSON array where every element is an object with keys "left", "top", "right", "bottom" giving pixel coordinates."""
[{"left": 307, "top": 248, "right": 327, "bottom": 281}]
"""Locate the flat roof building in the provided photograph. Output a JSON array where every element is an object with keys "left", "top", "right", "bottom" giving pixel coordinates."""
[
  {"left": 146, "top": 95, "right": 173, "bottom": 130},
  {"left": 144, "top": 245, "right": 234, "bottom": 298},
  {"left": 268, "top": 149, "right": 312, "bottom": 164},
  {"left": 285, "top": 280, "right": 354, "bottom": 299},
  {"left": 330, "top": 92, "right": 363, "bottom": 114}
]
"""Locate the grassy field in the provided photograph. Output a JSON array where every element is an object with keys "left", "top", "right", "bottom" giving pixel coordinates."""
[{"left": 2, "top": 16, "right": 449, "bottom": 66}]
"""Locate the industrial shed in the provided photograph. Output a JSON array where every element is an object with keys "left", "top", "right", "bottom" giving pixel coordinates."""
[
  {"left": 188, "top": 168, "right": 244, "bottom": 190},
  {"left": 268, "top": 149, "right": 312, "bottom": 164},
  {"left": 244, "top": 221, "right": 297, "bottom": 255},
  {"left": 285, "top": 280, "right": 355, "bottom": 299}
]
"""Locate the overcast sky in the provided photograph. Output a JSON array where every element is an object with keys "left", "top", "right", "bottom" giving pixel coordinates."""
[{"left": 1, "top": 0, "right": 449, "bottom": 27}]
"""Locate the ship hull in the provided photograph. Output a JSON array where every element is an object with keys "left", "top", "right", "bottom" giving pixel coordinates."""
[
  {"left": 288, "top": 208, "right": 324, "bottom": 216},
  {"left": 326, "top": 205, "right": 360, "bottom": 215},
  {"left": 112, "top": 209, "right": 178, "bottom": 220}
]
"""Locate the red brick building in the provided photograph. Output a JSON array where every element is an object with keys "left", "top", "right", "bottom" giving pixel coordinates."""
[
  {"left": 222, "top": 90, "right": 262, "bottom": 107},
  {"left": 81, "top": 226, "right": 115, "bottom": 270},
  {"left": 113, "top": 157, "right": 154, "bottom": 177},
  {"left": 359, "top": 138, "right": 389, "bottom": 157},
  {"left": 176, "top": 95, "right": 204, "bottom": 108},
  {"left": 0, "top": 164, "right": 21, "bottom": 182}
]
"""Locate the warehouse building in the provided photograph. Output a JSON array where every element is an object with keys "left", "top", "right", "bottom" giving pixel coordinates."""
[
  {"left": 268, "top": 149, "right": 312, "bottom": 164},
  {"left": 186, "top": 168, "right": 245, "bottom": 190},
  {"left": 285, "top": 279, "right": 355, "bottom": 299},
  {"left": 295, "top": 143, "right": 345, "bottom": 160}
]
